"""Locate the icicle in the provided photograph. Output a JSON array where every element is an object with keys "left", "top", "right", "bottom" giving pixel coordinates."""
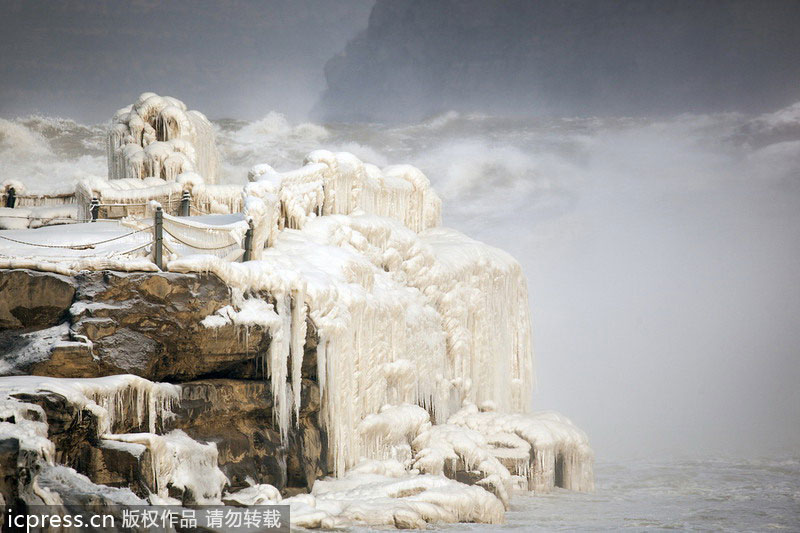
[
  {"left": 269, "top": 293, "right": 292, "bottom": 443},
  {"left": 290, "top": 287, "right": 307, "bottom": 422}
]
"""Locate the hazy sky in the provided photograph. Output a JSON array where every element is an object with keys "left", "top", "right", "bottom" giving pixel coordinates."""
[{"left": 0, "top": 0, "right": 373, "bottom": 121}]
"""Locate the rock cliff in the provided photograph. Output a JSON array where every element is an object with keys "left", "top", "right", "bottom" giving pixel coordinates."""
[
  {"left": 0, "top": 268, "right": 327, "bottom": 510},
  {"left": 317, "top": 0, "right": 800, "bottom": 121}
]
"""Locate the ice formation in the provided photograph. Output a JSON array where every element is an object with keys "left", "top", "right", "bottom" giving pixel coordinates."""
[
  {"left": 108, "top": 93, "right": 219, "bottom": 183},
  {"left": 171, "top": 206, "right": 533, "bottom": 476},
  {"left": 1, "top": 180, "right": 77, "bottom": 208},
  {"left": 449, "top": 403, "right": 594, "bottom": 493},
  {"left": 0, "top": 98, "right": 594, "bottom": 528},
  {"left": 104, "top": 430, "right": 228, "bottom": 504},
  {"left": 285, "top": 466, "right": 506, "bottom": 529},
  {"left": 223, "top": 483, "right": 282, "bottom": 506},
  {"left": 0, "top": 375, "right": 230, "bottom": 505},
  {"left": 0, "top": 375, "right": 179, "bottom": 435}
]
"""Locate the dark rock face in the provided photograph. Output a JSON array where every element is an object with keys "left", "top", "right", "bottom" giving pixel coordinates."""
[
  {"left": 171, "top": 377, "right": 327, "bottom": 493},
  {"left": 69, "top": 271, "right": 268, "bottom": 381},
  {"left": 318, "top": 0, "right": 800, "bottom": 121},
  {"left": 79, "top": 440, "right": 156, "bottom": 498},
  {"left": 0, "top": 269, "right": 271, "bottom": 381},
  {"left": 0, "top": 270, "right": 75, "bottom": 330},
  {"left": 0, "top": 438, "right": 22, "bottom": 505}
]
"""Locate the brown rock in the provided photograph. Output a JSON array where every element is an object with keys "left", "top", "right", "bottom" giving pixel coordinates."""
[
  {"left": 171, "top": 378, "right": 328, "bottom": 492},
  {"left": 0, "top": 269, "right": 75, "bottom": 330},
  {"left": 67, "top": 271, "right": 269, "bottom": 381},
  {"left": 78, "top": 440, "right": 156, "bottom": 498}
]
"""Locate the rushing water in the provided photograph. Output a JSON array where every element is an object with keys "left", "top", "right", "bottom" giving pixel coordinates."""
[
  {"left": 2, "top": 107, "right": 799, "bottom": 530},
  {"left": 440, "top": 456, "right": 800, "bottom": 532}
]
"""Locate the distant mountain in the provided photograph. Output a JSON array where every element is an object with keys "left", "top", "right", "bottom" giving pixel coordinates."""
[{"left": 316, "top": 0, "right": 800, "bottom": 121}]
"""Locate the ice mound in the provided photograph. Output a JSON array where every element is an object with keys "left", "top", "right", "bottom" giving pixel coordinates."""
[
  {"left": 449, "top": 402, "right": 595, "bottom": 493},
  {"left": 286, "top": 463, "right": 506, "bottom": 529},
  {"left": 108, "top": 93, "right": 220, "bottom": 183},
  {"left": 104, "top": 430, "right": 228, "bottom": 504}
]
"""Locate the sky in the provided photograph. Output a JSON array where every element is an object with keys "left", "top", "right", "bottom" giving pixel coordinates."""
[{"left": 0, "top": 0, "right": 374, "bottom": 121}]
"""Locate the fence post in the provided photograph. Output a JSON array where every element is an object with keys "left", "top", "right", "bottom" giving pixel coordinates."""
[
  {"left": 154, "top": 206, "right": 163, "bottom": 270},
  {"left": 90, "top": 198, "right": 99, "bottom": 221},
  {"left": 243, "top": 219, "right": 254, "bottom": 262},
  {"left": 6, "top": 188, "right": 15, "bottom": 208},
  {"left": 181, "top": 191, "right": 191, "bottom": 216}
]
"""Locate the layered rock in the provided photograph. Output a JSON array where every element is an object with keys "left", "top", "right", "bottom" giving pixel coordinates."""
[
  {"left": 0, "top": 269, "right": 75, "bottom": 330},
  {"left": 0, "top": 267, "right": 330, "bottom": 510},
  {"left": 0, "top": 269, "right": 271, "bottom": 380}
]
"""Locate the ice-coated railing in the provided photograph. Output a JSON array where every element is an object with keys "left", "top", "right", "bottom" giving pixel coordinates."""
[
  {"left": 2, "top": 149, "right": 442, "bottom": 265},
  {"left": 1, "top": 180, "right": 78, "bottom": 208},
  {"left": 248, "top": 150, "right": 442, "bottom": 234}
]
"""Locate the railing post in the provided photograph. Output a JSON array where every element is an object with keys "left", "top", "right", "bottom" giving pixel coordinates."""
[
  {"left": 243, "top": 219, "right": 254, "bottom": 262},
  {"left": 90, "top": 198, "right": 99, "bottom": 221},
  {"left": 180, "top": 190, "right": 191, "bottom": 216},
  {"left": 154, "top": 206, "right": 163, "bottom": 270},
  {"left": 6, "top": 188, "right": 15, "bottom": 208}
]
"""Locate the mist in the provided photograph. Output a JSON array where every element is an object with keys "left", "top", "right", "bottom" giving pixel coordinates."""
[{"left": 322, "top": 112, "right": 800, "bottom": 461}]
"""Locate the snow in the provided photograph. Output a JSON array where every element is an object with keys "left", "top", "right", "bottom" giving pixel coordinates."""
[
  {"left": 36, "top": 465, "right": 147, "bottom": 506},
  {"left": 0, "top": 221, "right": 157, "bottom": 275},
  {"left": 0, "top": 323, "right": 70, "bottom": 376}
]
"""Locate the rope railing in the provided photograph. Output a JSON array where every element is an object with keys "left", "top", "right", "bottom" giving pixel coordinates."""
[
  {"left": 0, "top": 239, "right": 153, "bottom": 260},
  {"left": 161, "top": 226, "right": 240, "bottom": 251},
  {"left": 1, "top": 189, "right": 256, "bottom": 270},
  {"left": 94, "top": 198, "right": 182, "bottom": 207},
  {"left": 0, "top": 226, "right": 152, "bottom": 250},
  {"left": 189, "top": 205, "right": 212, "bottom": 216}
]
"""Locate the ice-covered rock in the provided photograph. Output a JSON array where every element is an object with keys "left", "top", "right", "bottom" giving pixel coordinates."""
[
  {"left": 108, "top": 93, "right": 219, "bottom": 183},
  {"left": 287, "top": 467, "right": 506, "bottom": 529},
  {"left": 0, "top": 95, "right": 595, "bottom": 529},
  {"left": 449, "top": 402, "right": 594, "bottom": 493}
]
